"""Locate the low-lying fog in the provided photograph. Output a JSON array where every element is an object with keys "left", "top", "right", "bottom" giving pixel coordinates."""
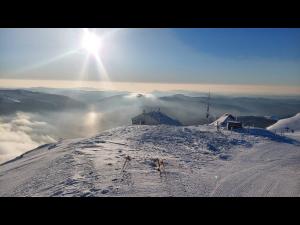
[{"left": 1, "top": 88, "right": 300, "bottom": 163}]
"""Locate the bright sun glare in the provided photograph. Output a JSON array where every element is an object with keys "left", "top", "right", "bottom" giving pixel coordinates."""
[
  {"left": 15, "top": 28, "right": 121, "bottom": 84},
  {"left": 81, "top": 29, "right": 102, "bottom": 55}
]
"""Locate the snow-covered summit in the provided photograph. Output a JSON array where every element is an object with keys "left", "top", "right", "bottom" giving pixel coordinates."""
[
  {"left": 267, "top": 113, "right": 300, "bottom": 132},
  {"left": 131, "top": 111, "right": 181, "bottom": 126},
  {"left": 0, "top": 125, "right": 299, "bottom": 197}
]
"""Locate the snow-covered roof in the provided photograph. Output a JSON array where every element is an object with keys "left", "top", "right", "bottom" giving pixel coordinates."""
[{"left": 211, "top": 113, "right": 236, "bottom": 126}]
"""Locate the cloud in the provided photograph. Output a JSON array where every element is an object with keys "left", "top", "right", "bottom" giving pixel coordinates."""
[
  {"left": 2, "top": 89, "right": 298, "bottom": 164},
  {"left": 0, "top": 112, "right": 56, "bottom": 163}
]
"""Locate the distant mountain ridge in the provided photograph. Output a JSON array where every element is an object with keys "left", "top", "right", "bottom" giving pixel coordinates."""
[
  {"left": 1, "top": 88, "right": 299, "bottom": 127},
  {"left": 160, "top": 94, "right": 300, "bottom": 119},
  {"left": 237, "top": 116, "right": 277, "bottom": 128},
  {"left": 0, "top": 89, "right": 87, "bottom": 115}
]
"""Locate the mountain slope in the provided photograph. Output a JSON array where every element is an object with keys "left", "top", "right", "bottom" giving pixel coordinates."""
[
  {"left": 27, "top": 87, "right": 127, "bottom": 103},
  {"left": 0, "top": 89, "right": 87, "bottom": 115},
  {"left": 132, "top": 111, "right": 182, "bottom": 125},
  {"left": 0, "top": 125, "right": 299, "bottom": 197},
  {"left": 267, "top": 113, "right": 300, "bottom": 132}
]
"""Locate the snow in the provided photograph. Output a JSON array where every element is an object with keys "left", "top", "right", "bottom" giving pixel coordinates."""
[
  {"left": 132, "top": 111, "right": 181, "bottom": 126},
  {"left": 0, "top": 125, "right": 299, "bottom": 197},
  {"left": 267, "top": 113, "right": 300, "bottom": 132},
  {"left": 211, "top": 113, "right": 235, "bottom": 126}
]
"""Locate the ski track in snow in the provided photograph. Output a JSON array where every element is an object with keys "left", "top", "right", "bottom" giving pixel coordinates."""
[{"left": 0, "top": 125, "right": 299, "bottom": 197}]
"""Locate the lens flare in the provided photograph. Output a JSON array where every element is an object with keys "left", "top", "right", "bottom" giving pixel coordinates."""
[
  {"left": 81, "top": 29, "right": 102, "bottom": 55},
  {"left": 84, "top": 110, "right": 101, "bottom": 135}
]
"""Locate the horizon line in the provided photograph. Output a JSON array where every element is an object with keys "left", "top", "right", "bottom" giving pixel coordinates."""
[{"left": 0, "top": 79, "right": 299, "bottom": 95}]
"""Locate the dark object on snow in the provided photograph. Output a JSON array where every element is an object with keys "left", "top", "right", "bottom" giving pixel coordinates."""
[
  {"left": 121, "top": 155, "right": 131, "bottom": 172},
  {"left": 155, "top": 158, "right": 166, "bottom": 177},
  {"left": 227, "top": 121, "right": 243, "bottom": 130}
]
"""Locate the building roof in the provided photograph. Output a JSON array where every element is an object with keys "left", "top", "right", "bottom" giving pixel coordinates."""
[
  {"left": 211, "top": 113, "right": 236, "bottom": 126},
  {"left": 132, "top": 111, "right": 182, "bottom": 126}
]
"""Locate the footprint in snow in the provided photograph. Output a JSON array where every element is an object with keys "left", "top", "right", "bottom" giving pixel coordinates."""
[
  {"left": 80, "top": 192, "right": 94, "bottom": 197},
  {"left": 90, "top": 187, "right": 100, "bottom": 192},
  {"left": 101, "top": 189, "right": 109, "bottom": 194},
  {"left": 219, "top": 154, "right": 231, "bottom": 160},
  {"left": 51, "top": 190, "right": 63, "bottom": 196}
]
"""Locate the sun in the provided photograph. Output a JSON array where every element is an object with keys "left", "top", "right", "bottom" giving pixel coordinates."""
[{"left": 81, "top": 29, "right": 102, "bottom": 55}]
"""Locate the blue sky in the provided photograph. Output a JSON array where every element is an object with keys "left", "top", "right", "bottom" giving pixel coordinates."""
[
  {"left": 0, "top": 28, "right": 299, "bottom": 86},
  {"left": 172, "top": 28, "right": 300, "bottom": 60}
]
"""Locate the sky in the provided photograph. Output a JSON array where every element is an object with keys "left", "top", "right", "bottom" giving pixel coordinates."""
[{"left": 0, "top": 28, "right": 299, "bottom": 94}]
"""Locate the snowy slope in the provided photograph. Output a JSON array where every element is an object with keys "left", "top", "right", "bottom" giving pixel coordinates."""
[
  {"left": 0, "top": 125, "right": 299, "bottom": 197},
  {"left": 267, "top": 113, "right": 300, "bottom": 132},
  {"left": 145, "top": 111, "right": 181, "bottom": 125},
  {"left": 132, "top": 111, "right": 181, "bottom": 126}
]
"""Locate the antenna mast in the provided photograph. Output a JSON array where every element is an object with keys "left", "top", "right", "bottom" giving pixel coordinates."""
[{"left": 206, "top": 91, "right": 211, "bottom": 122}]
